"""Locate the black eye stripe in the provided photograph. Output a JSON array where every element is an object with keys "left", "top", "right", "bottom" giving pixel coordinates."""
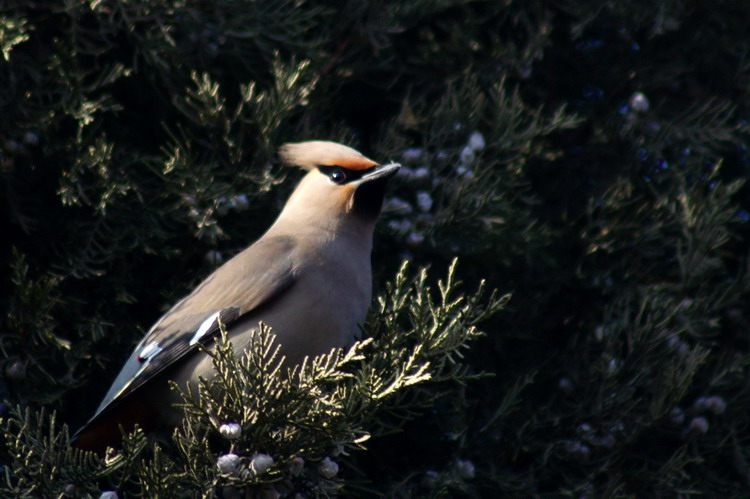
[{"left": 317, "top": 165, "right": 377, "bottom": 183}]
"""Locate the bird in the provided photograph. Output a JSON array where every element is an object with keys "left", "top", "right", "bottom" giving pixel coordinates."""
[{"left": 71, "top": 140, "right": 400, "bottom": 452}]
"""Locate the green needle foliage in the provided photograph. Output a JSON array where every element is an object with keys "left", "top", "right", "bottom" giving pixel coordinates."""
[
  {"left": 2, "top": 0, "right": 750, "bottom": 496},
  {"left": 1, "top": 261, "right": 506, "bottom": 497}
]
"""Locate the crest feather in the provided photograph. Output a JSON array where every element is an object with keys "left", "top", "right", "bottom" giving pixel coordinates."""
[{"left": 278, "top": 141, "right": 378, "bottom": 171}]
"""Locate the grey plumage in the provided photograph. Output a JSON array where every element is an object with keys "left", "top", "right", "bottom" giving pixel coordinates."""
[{"left": 72, "top": 141, "right": 400, "bottom": 451}]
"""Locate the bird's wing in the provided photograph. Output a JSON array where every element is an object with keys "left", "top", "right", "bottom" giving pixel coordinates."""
[{"left": 79, "top": 235, "right": 298, "bottom": 430}]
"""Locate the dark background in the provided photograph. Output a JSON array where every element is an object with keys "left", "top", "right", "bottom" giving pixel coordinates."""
[{"left": 2, "top": 0, "right": 750, "bottom": 496}]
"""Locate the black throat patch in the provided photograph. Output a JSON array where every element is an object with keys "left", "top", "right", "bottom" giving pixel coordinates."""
[{"left": 352, "top": 176, "right": 390, "bottom": 221}]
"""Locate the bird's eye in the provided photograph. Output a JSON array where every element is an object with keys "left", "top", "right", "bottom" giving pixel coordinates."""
[{"left": 330, "top": 170, "right": 346, "bottom": 184}]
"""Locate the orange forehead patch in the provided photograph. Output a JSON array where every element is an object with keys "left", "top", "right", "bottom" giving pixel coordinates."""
[
  {"left": 279, "top": 141, "right": 379, "bottom": 171},
  {"left": 325, "top": 157, "right": 379, "bottom": 171}
]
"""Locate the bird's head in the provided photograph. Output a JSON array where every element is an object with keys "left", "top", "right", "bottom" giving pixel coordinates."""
[{"left": 276, "top": 141, "right": 400, "bottom": 232}]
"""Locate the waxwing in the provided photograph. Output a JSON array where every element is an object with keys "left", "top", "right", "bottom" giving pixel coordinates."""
[{"left": 72, "top": 141, "right": 400, "bottom": 452}]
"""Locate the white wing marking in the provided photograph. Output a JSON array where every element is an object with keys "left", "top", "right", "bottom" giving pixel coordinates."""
[
  {"left": 137, "top": 341, "right": 163, "bottom": 362},
  {"left": 190, "top": 311, "right": 221, "bottom": 346}
]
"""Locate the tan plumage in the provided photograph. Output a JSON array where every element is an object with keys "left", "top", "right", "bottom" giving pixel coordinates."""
[
  {"left": 278, "top": 140, "right": 378, "bottom": 171},
  {"left": 72, "top": 141, "right": 400, "bottom": 452}
]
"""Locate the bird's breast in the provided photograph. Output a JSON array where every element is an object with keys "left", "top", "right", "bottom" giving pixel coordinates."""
[
  {"left": 219, "top": 235, "right": 372, "bottom": 365},
  {"left": 242, "top": 238, "right": 372, "bottom": 365},
  {"left": 175, "top": 236, "right": 373, "bottom": 393}
]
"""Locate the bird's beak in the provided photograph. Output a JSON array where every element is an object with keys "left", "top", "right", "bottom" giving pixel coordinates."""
[{"left": 355, "top": 162, "right": 401, "bottom": 185}]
